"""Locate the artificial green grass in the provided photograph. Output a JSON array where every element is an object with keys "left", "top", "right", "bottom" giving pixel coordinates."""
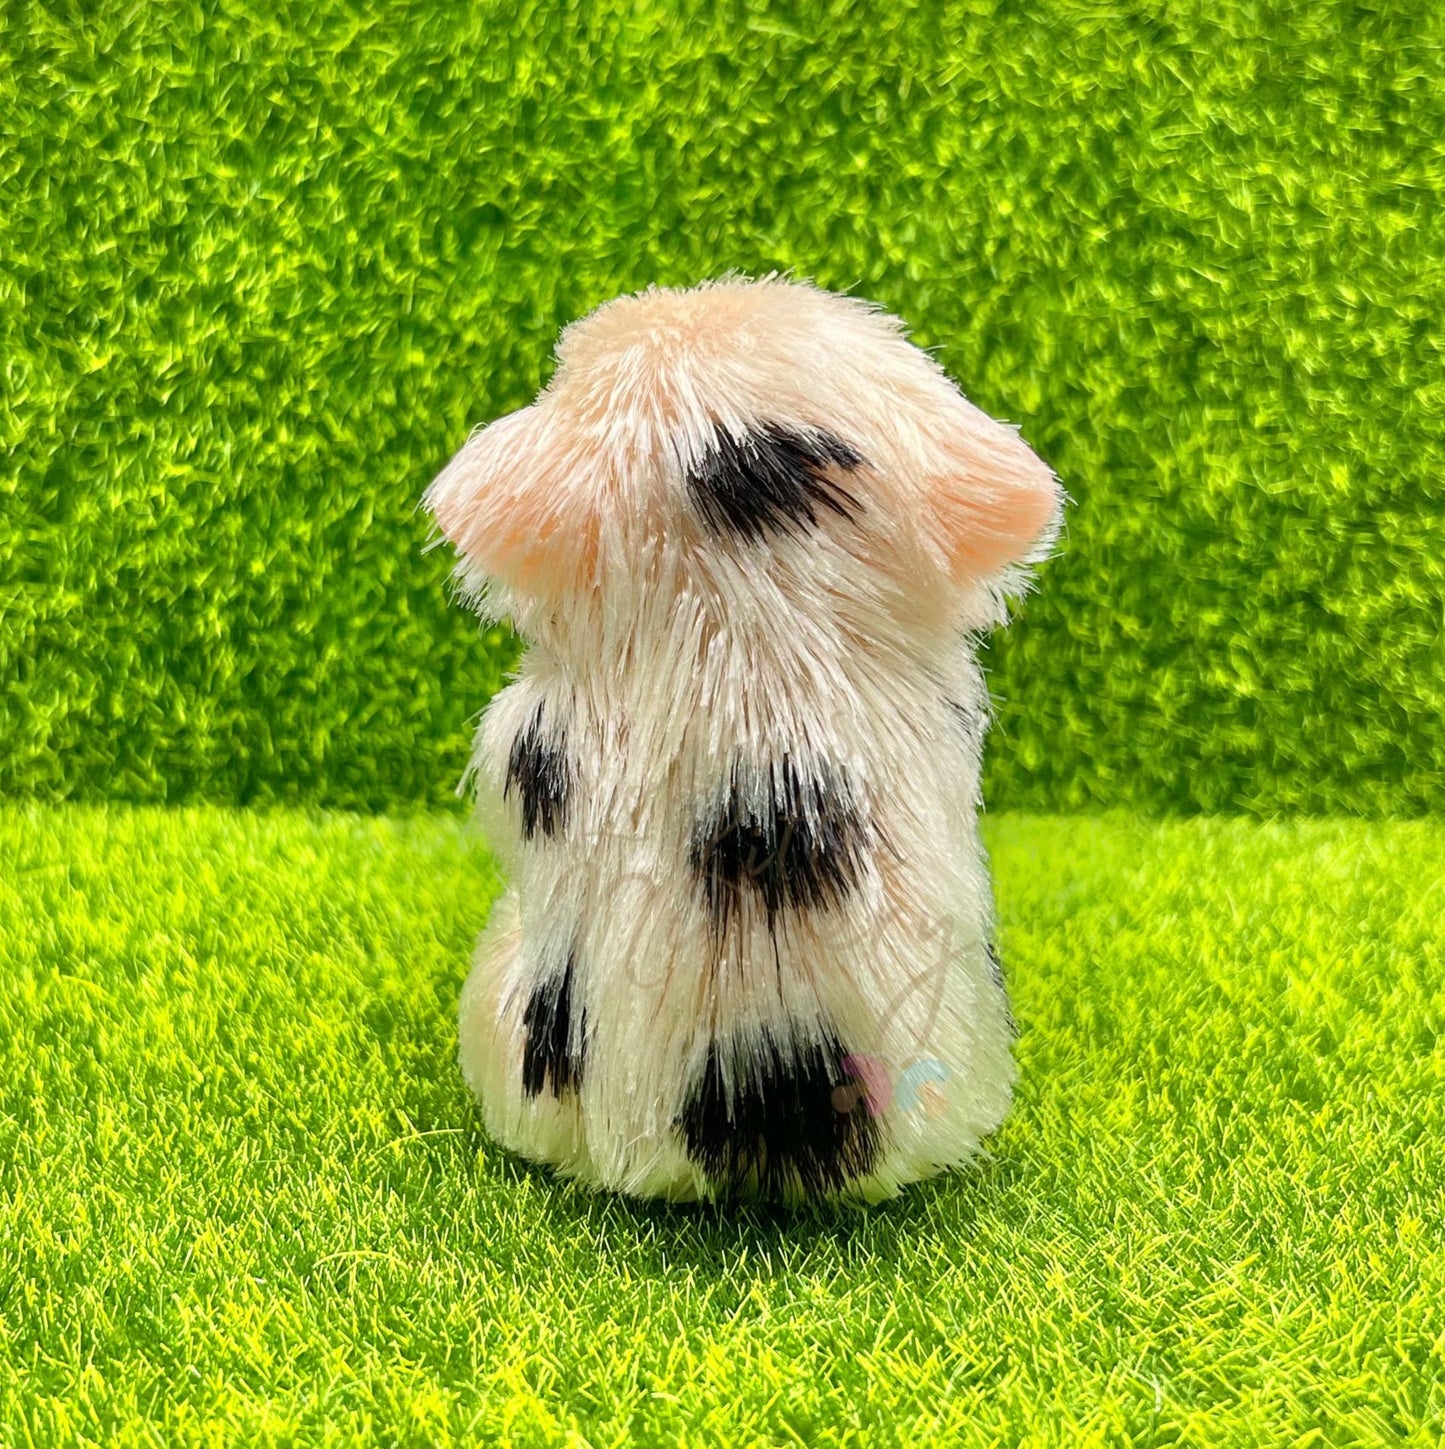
[
  {"left": 3, "top": 2, "right": 1443, "bottom": 814},
  {"left": 3, "top": 805, "right": 1440, "bottom": 1445}
]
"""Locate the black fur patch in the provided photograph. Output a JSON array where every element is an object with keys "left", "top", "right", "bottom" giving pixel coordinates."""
[
  {"left": 987, "top": 942, "right": 1018, "bottom": 1037},
  {"left": 504, "top": 701, "right": 572, "bottom": 840},
  {"left": 689, "top": 756, "right": 870, "bottom": 934},
  {"left": 685, "top": 421, "right": 865, "bottom": 543},
  {"left": 677, "top": 1027, "right": 881, "bottom": 1197},
  {"left": 520, "top": 953, "right": 586, "bottom": 1098}
]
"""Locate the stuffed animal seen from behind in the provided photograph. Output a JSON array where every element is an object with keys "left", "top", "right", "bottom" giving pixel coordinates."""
[{"left": 424, "top": 276, "right": 1062, "bottom": 1203}]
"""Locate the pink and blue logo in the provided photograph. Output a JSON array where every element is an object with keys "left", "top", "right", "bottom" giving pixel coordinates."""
[{"left": 832, "top": 1055, "right": 951, "bottom": 1119}]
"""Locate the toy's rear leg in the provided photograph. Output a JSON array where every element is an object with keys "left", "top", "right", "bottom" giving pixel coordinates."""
[{"left": 458, "top": 888, "right": 591, "bottom": 1177}]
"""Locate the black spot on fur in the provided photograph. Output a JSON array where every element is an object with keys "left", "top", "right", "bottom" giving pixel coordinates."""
[
  {"left": 689, "top": 756, "right": 871, "bottom": 934},
  {"left": 686, "top": 421, "right": 865, "bottom": 543},
  {"left": 987, "top": 942, "right": 1018, "bottom": 1037},
  {"left": 677, "top": 1027, "right": 881, "bottom": 1197},
  {"left": 504, "top": 701, "right": 572, "bottom": 840},
  {"left": 521, "top": 952, "right": 586, "bottom": 1098}
]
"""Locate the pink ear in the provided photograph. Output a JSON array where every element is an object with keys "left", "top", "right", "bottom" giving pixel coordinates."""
[
  {"left": 929, "top": 408, "right": 1061, "bottom": 582},
  {"left": 424, "top": 404, "right": 601, "bottom": 598}
]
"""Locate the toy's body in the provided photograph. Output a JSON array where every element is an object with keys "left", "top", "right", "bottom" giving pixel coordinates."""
[{"left": 425, "top": 277, "right": 1061, "bottom": 1203}]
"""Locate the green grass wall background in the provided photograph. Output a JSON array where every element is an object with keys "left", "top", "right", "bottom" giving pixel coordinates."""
[{"left": 3, "top": 0, "right": 1442, "bottom": 813}]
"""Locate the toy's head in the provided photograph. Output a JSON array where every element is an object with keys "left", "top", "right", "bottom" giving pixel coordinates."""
[{"left": 425, "top": 276, "right": 1061, "bottom": 633}]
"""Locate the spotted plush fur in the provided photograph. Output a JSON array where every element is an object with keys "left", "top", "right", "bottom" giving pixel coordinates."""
[{"left": 424, "top": 275, "right": 1062, "bottom": 1203}]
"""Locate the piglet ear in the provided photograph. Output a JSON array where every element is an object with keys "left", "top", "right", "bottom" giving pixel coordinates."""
[
  {"left": 423, "top": 403, "right": 600, "bottom": 599},
  {"left": 927, "top": 400, "right": 1062, "bottom": 584}
]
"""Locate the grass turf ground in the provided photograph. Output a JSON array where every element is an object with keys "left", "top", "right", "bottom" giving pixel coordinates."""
[
  {"left": 4, "top": 1, "right": 1444, "bottom": 815},
  {"left": 2, "top": 806, "right": 1440, "bottom": 1445}
]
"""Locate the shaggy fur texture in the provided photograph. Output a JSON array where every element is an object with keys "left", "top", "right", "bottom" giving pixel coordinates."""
[{"left": 424, "top": 276, "right": 1062, "bottom": 1203}]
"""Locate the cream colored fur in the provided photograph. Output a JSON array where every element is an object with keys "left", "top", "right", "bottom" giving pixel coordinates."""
[{"left": 425, "top": 275, "right": 1062, "bottom": 1203}]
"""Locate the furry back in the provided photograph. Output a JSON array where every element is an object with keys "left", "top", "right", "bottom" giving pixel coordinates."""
[{"left": 424, "top": 276, "right": 1062, "bottom": 1203}]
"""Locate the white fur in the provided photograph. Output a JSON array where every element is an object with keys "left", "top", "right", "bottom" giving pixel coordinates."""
[{"left": 425, "top": 276, "right": 1062, "bottom": 1203}]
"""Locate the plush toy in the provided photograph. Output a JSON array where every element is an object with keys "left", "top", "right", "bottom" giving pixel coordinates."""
[{"left": 424, "top": 276, "right": 1061, "bottom": 1203}]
